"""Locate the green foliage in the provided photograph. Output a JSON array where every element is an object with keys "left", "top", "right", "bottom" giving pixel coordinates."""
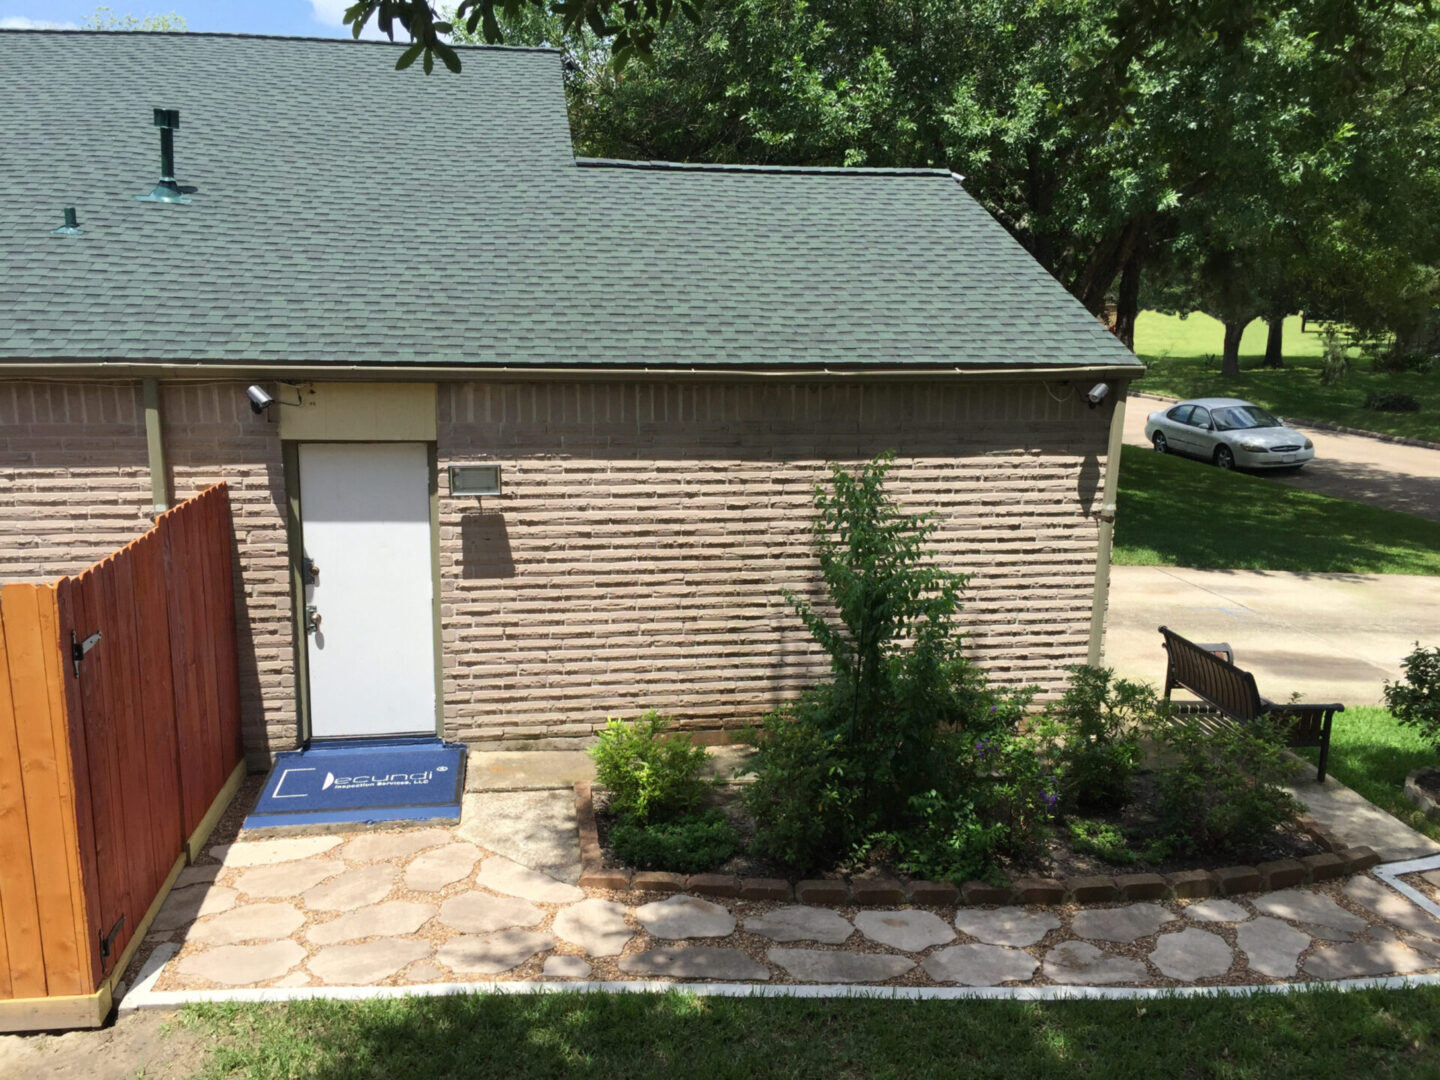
[
  {"left": 1155, "top": 716, "right": 1303, "bottom": 854},
  {"left": 1065, "top": 819, "right": 1138, "bottom": 866},
  {"left": 1320, "top": 329, "right": 1352, "bottom": 387},
  {"left": 1045, "top": 665, "right": 1160, "bottom": 811},
  {"left": 590, "top": 711, "right": 710, "bottom": 825},
  {"left": 608, "top": 809, "right": 742, "bottom": 873},
  {"left": 974, "top": 726, "right": 1059, "bottom": 865},
  {"left": 746, "top": 454, "right": 997, "bottom": 871},
  {"left": 1363, "top": 390, "right": 1421, "bottom": 412},
  {"left": 81, "top": 5, "right": 186, "bottom": 30},
  {"left": 1384, "top": 645, "right": 1440, "bottom": 755},
  {"left": 869, "top": 790, "right": 1003, "bottom": 884}
]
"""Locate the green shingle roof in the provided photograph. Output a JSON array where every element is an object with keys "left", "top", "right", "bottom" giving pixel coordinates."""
[{"left": 0, "top": 30, "right": 1141, "bottom": 372}]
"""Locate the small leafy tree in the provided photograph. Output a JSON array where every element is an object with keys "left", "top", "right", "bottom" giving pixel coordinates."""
[
  {"left": 1385, "top": 644, "right": 1440, "bottom": 754},
  {"left": 1046, "top": 665, "right": 1163, "bottom": 811}
]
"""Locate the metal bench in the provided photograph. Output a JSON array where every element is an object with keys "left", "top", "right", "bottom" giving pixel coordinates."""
[{"left": 1159, "top": 625, "right": 1343, "bottom": 782}]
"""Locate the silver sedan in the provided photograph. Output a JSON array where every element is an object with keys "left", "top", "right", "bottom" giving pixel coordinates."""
[{"left": 1144, "top": 397, "right": 1315, "bottom": 470}]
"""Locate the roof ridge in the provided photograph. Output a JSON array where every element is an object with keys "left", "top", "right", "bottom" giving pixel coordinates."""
[
  {"left": 575, "top": 157, "right": 952, "bottom": 178},
  {"left": 0, "top": 28, "right": 561, "bottom": 54}
]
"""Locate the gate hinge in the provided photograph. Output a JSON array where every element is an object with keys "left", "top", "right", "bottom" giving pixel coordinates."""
[
  {"left": 71, "top": 630, "right": 101, "bottom": 677},
  {"left": 99, "top": 914, "right": 125, "bottom": 965}
]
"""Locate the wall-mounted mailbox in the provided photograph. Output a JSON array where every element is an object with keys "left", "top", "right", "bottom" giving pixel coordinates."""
[{"left": 448, "top": 464, "right": 502, "bottom": 497}]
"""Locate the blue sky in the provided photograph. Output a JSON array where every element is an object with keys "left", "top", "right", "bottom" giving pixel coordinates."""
[{"left": 0, "top": 1, "right": 398, "bottom": 38}]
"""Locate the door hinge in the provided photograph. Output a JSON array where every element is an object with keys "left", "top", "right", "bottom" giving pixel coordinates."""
[
  {"left": 99, "top": 914, "right": 125, "bottom": 965},
  {"left": 71, "top": 630, "right": 101, "bottom": 677}
]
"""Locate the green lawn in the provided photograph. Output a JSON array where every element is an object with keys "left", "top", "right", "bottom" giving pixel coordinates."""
[
  {"left": 1299, "top": 707, "right": 1440, "bottom": 843},
  {"left": 1133, "top": 311, "right": 1440, "bottom": 443},
  {"left": 1113, "top": 446, "right": 1440, "bottom": 575},
  {"left": 181, "top": 988, "right": 1440, "bottom": 1079}
]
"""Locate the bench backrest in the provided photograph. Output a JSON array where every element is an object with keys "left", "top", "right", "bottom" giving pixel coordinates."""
[{"left": 1159, "top": 625, "right": 1265, "bottom": 721}]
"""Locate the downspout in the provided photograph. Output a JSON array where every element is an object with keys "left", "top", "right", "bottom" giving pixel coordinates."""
[
  {"left": 142, "top": 378, "right": 170, "bottom": 515},
  {"left": 1086, "top": 382, "right": 1128, "bottom": 666}
]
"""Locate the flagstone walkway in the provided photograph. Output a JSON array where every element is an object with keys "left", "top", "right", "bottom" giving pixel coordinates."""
[{"left": 133, "top": 803, "right": 1440, "bottom": 996}]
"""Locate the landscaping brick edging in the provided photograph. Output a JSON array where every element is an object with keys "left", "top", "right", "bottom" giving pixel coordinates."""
[{"left": 572, "top": 782, "right": 1380, "bottom": 906}]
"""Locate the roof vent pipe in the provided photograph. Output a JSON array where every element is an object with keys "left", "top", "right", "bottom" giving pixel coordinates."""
[
  {"left": 50, "top": 207, "right": 83, "bottom": 236},
  {"left": 136, "top": 108, "right": 191, "bottom": 204}
]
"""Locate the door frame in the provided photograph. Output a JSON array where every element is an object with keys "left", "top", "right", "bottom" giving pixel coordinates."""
[{"left": 282, "top": 439, "right": 444, "bottom": 744}]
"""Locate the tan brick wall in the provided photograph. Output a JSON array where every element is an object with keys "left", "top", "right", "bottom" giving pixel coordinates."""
[
  {"left": 437, "top": 379, "right": 1108, "bottom": 744},
  {"left": 0, "top": 379, "right": 289, "bottom": 767},
  {"left": 2, "top": 375, "right": 1110, "bottom": 755}
]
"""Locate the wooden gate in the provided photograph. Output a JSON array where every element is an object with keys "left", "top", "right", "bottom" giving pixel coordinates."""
[{"left": 0, "top": 483, "right": 245, "bottom": 1030}]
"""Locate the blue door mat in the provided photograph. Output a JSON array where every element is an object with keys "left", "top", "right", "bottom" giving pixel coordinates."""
[{"left": 244, "top": 737, "right": 467, "bottom": 830}]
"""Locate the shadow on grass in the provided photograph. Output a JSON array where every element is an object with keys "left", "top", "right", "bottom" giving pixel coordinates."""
[
  {"left": 1113, "top": 448, "right": 1440, "bottom": 575},
  {"left": 184, "top": 985, "right": 1440, "bottom": 1079}
]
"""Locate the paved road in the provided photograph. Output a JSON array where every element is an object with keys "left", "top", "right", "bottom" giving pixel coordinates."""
[
  {"left": 1125, "top": 393, "right": 1440, "bottom": 521},
  {"left": 1106, "top": 565, "right": 1440, "bottom": 705}
]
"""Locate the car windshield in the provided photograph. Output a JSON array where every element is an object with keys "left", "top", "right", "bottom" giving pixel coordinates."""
[{"left": 1211, "top": 405, "right": 1282, "bottom": 431}]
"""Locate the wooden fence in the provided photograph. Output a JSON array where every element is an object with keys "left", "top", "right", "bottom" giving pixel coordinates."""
[{"left": 0, "top": 483, "right": 244, "bottom": 1029}]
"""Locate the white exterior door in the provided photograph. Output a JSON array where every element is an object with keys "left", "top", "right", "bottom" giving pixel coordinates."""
[{"left": 299, "top": 442, "right": 436, "bottom": 739}]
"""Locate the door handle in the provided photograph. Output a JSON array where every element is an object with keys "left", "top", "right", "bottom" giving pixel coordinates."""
[{"left": 305, "top": 605, "right": 322, "bottom": 634}]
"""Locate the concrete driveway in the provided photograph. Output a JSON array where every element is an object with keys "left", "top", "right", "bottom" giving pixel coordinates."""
[
  {"left": 1105, "top": 565, "right": 1440, "bottom": 705},
  {"left": 1125, "top": 393, "right": 1440, "bottom": 521}
]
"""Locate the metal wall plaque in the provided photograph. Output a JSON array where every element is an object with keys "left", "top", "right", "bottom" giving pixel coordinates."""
[{"left": 448, "top": 464, "right": 502, "bottom": 497}]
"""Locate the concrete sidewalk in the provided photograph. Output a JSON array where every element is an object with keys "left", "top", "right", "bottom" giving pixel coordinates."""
[{"left": 1105, "top": 565, "right": 1440, "bottom": 705}]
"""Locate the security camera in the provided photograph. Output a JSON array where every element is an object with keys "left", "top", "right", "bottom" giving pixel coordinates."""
[
  {"left": 1086, "top": 382, "right": 1110, "bottom": 408},
  {"left": 247, "top": 385, "right": 275, "bottom": 414}
]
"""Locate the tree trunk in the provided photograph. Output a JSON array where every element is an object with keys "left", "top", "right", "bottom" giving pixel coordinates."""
[
  {"left": 1113, "top": 241, "right": 1145, "bottom": 350},
  {"left": 1264, "top": 314, "right": 1285, "bottom": 368},
  {"left": 1221, "top": 320, "right": 1246, "bottom": 377}
]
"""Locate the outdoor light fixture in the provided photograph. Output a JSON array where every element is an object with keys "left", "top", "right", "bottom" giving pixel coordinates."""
[{"left": 448, "top": 464, "right": 502, "bottom": 497}]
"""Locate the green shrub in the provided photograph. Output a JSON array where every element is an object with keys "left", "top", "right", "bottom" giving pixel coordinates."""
[
  {"left": 1319, "top": 328, "right": 1350, "bottom": 386},
  {"left": 590, "top": 710, "right": 710, "bottom": 824},
  {"left": 1066, "top": 819, "right": 1138, "bottom": 865},
  {"left": 1155, "top": 716, "right": 1303, "bottom": 854},
  {"left": 977, "top": 727, "right": 1058, "bottom": 864},
  {"left": 1363, "top": 390, "right": 1421, "bottom": 412},
  {"left": 1384, "top": 644, "right": 1440, "bottom": 754},
  {"left": 869, "top": 789, "right": 1003, "bottom": 884},
  {"left": 1046, "top": 666, "right": 1162, "bottom": 811},
  {"left": 746, "top": 454, "right": 996, "bottom": 870},
  {"left": 608, "top": 810, "right": 742, "bottom": 873}
]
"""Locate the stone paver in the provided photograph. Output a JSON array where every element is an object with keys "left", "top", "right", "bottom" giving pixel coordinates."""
[
  {"left": 404, "top": 842, "right": 481, "bottom": 892},
  {"left": 543, "top": 955, "right": 593, "bottom": 979},
  {"left": 619, "top": 947, "right": 770, "bottom": 981},
  {"left": 1237, "top": 917, "right": 1312, "bottom": 978},
  {"left": 175, "top": 941, "right": 308, "bottom": 986},
  {"left": 152, "top": 885, "right": 238, "bottom": 933},
  {"left": 1286, "top": 777, "right": 1440, "bottom": 861},
  {"left": 1043, "top": 941, "right": 1147, "bottom": 985},
  {"left": 439, "top": 893, "right": 543, "bottom": 933},
  {"left": 343, "top": 828, "right": 453, "bottom": 863},
  {"left": 235, "top": 859, "right": 345, "bottom": 899},
  {"left": 744, "top": 906, "right": 853, "bottom": 945},
  {"left": 475, "top": 855, "right": 584, "bottom": 904},
  {"left": 1253, "top": 889, "right": 1369, "bottom": 937},
  {"left": 769, "top": 948, "right": 914, "bottom": 983},
  {"left": 211, "top": 836, "right": 342, "bottom": 868},
  {"left": 953, "top": 909, "right": 1060, "bottom": 946},
  {"left": 407, "top": 961, "right": 445, "bottom": 982},
  {"left": 923, "top": 944, "right": 1038, "bottom": 985},
  {"left": 853, "top": 909, "right": 954, "bottom": 952},
  {"left": 187, "top": 903, "right": 305, "bottom": 946},
  {"left": 175, "top": 865, "right": 220, "bottom": 889},
  {"left": 1072, "top": 903, "right": 1173, "bottom": 943},
  {"left": 1343, "top": 877, "right": 1440, "bottom": 939},
  {"left": 306, "top": 901, "right": 436, "bottom": 945},
  {"left": 1184, "top": 900, "right": 1250, "bottom": 924},
  {"left": 1302, "top": 938, "right": 1431, "bottom": 980},
  {"left": 303, "top": 865, "right": 397, "bottom": 912},
  {"left": 438, "top": 930, "right": 555, "bottom": 974},
  {"left": 552, "top": 899, "right": 633, "bottom": 956},
  {"left": 1149, "top": 928, "right": 1234, "bottom": 980},
  {"left": 456, "top": 791, "right": 582, "bottom": 883},
  {"left": 309, "top": 939, "right": 432, "bottom": 985},
  {"left": 634, "top": 895, "right": 736, "bottom": 939}
]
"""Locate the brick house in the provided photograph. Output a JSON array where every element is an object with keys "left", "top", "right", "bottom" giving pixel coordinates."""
[{"left": 1, "top": 30, "right": 1143, "bottom": 767}]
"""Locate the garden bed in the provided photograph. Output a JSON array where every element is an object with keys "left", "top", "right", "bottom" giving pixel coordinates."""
[{"left": 1405, "top": 768, "right": 1440, "bottom": 824}]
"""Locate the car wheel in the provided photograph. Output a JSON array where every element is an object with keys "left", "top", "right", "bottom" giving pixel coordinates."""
[
  {"left": 1152, "top": 432, "right": 1168, "bottom": 454},
  {"left": 1214, "top": 445, "right": 1235, "bottom": 470}
]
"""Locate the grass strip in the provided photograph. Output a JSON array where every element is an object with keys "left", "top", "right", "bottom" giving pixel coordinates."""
[
  {"left": 1113, "top": 446, "right": 1440, "bottom": 575},
  {"left": 182, "top": 987, "right": 1440, "bottom": 1079}
]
